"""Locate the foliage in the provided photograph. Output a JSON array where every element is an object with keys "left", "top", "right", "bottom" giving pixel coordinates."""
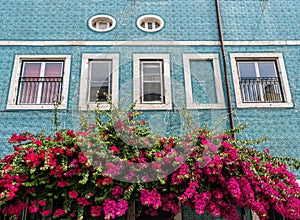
[{"left": 0, "top": 105, "right": 300, "bottom": 220}]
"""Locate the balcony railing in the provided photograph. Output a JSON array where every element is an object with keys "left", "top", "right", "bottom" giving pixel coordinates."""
[
  {"left": 240, "top": 77, "right": 283, "bottom": 103},
  {"left": 17, "top": 77, "right": 63, "bottom": 104}
]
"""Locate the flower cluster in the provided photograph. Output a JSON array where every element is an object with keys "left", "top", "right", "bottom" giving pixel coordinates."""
[
  {"left": 140, "top": 188, "right": 162, "bottom": 209},
  {"left": 0, "top": 107, "right": 299, "bottom": 220}
]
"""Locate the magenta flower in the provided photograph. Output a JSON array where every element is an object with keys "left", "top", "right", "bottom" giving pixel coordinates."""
[
  {"left": 68, "top": 191, "right": 78, "bottom": 199},
  {"left": 54, "top": 208, "right": 65, "bottom": 217}
]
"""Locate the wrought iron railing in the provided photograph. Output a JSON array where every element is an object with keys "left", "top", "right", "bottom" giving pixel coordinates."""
[
  {"left": 240, "top": 77, "right": 283, "bottom": 103},
  {"left": 17, "top": 77, "right": 63, "bottom": 104}
]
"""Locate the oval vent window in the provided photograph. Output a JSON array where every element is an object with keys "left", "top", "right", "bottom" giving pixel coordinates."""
[
  {"left": 88, "top": 15, "right": 116, "bottom": 32},
  {"left": 137, "top": 15, "right": 164, "bottom": 32}
]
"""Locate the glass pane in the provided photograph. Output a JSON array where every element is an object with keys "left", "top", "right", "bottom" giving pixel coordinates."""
[
  {"left": 190, "top": 60, "right": 217, "bottom": 104},
  {"left": 90, "top": 62, "right": 111, "bottom": 81},
  {"left": 44, "top": 63, "right": 63, "bottom": 77},
  {"left": 19, "top": 62, "right": 41, "bottom": 104},
  {"left": 143, "top": 63, "right": 160, "bottom": 75},
  {"left": 238, "top": 63, "right": 256, "bottom": 78},
  {"left": 40, "top": 81, "right": 62, "bottom": 104},
  {"left": 18, "top": 81, "right": 39, "bottom": 104},
  {"left": 89, "top": 61, "right": 111, "bottom": 102},
  {"left": 147, "top": 22, "right": 153, "bottom": 29},
  {"left": 258, "top": 62, "right": 277, "bottom": 77},
  {"left": 263, "top": 84, "right": 282, "bottom": 102},
  {"left": 143, "top": 82, "right": 162, "bottom": 102},
  {"left": 22, "top": 63, "right": 41, "bottom": 77},
  {"left": 90, "top": 85, "right": 109, "bottom": 102},
  {"left": 240, "top": 79, "right": 261, "bottom": 102},
  {"left": 96, "top": 21, "right": 108, "bottom": 29}
]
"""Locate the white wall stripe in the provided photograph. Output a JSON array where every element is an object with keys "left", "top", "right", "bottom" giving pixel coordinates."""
[{"left": 1, "top": 40, "right": 300, "bottom": 46}]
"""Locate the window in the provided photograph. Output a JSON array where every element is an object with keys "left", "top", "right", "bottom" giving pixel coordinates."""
[
  {"left": 183, "top": 54, "right": 225, "bottom": 109},
  {"left": 79, "top": 54, "right": 119, "bottom": 110},
  {"left": 88, "top": 15, "right": 116, "bottom": 32},
  {"left": 136, "top": 15, "right": 164, "bottom": 33},
  {"left": 7, "top": 55, "right": 71, "bottom": 110},
  {"left": 230, "top": 53, "right": 293, "bottom": 108},
  {"left": 133, "top": 54, "right": 171, "bottom": 110}
]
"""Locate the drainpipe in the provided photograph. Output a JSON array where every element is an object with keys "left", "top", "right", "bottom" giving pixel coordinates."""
[{"left": 215, "top": 0, "right": 235, "bottom": 137}]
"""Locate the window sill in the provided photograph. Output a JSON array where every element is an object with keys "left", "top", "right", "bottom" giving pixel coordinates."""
[
  {"left": 186, "top": 103, "right": 226, "bottom": 110},
  {"left": 134, "top": 103, "right": 172, "bottom": 110},
  {"left": 6, "top": 104, "right": 67, "bottom": 110},
  {"left": 236, "top": 101, "right": 293, "bottom": 108},
  {"left": 79, "top": 103, "right": 111, "bottom": 111}
]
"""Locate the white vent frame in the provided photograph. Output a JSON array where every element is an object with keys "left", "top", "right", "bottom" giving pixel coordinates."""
[
  {"left": 88, "top": 15, "right": 116, "bottom": 32},
  {"left": 136, "top": 15, "right": 164, "bottom": 33}
]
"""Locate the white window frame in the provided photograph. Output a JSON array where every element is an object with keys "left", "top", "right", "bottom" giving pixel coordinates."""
[
  {"left": 133, "top": 54, "right": 171, "bottom": 110},
  {"left": 136, "top": 15, "right": 164, "bottom": 33},
  {"left": 88, "top": 15, "right": 116, "bottom": 32},
  {"left": 7, "top": 55, "right": 71, "bottom": 110},
  {"left": 230, "top": 53, "right": 293, "bottom": 108},
  {"left": 79, "top": 53, "right": 119, "bottom": 110},
  {"left": 183, "top": 54, "right": 225, "bottom": 109}
]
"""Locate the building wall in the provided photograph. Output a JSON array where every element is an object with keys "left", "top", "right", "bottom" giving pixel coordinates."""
[{"left": 0, "top": 0, "right": 299, "bottom": 179}]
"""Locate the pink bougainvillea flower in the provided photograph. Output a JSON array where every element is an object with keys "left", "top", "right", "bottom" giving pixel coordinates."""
[
  {"left": 68, "top": 191, "right": 78, "bottom": 199},
  {"left": 29, "top": 204, "right": 38, "bottom": 213},
  {"left": 38, "top": 200, "right": 46, "bottom": 207},
  {"left": 55, "top": 132, "right": 63, "bottom": 141},
  {"left": 57, "top": 180, "right": 69, "bottom": 187},
  {"left": 67, "top": 130, "right": 76, "bottom": 137},
  {"left": 115, "top": 119, "right": 123, "bottom": 130},
  {"left": 40, "top": 209, "right": 51, "bottom": 217},
  {"left": 54, "top": 208, "right": 66, "bottom": 217},
  {"left": 91, "top": 205, "right": 102, "bottom": 217},
  {"left": 110, "top": 146, "right": 119, "bottom": 154},
  {"left": 77, "top": 197, "right": 91, "bottom": 207},
  {"left": 76, "top": 131, "right": 90, "bottom": 137},
  {"left": 89, "top": 123, "right": 97, "bottom": 128},
  {"left": 32, "top": 139, "right": 42, "bottom": 146},
  {"left": 78, "top": 152, "right": 87, "bottom": 163}
]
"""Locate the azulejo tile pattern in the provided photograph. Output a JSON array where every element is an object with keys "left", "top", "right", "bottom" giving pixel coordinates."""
[{"left": 0, "top": 1, "right": 299, "bottom": 181}]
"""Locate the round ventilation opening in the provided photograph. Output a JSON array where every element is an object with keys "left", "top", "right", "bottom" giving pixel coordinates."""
[
  {"left": 137, "top": 15, "right": 164, "bottom": 32},
  {"left": 88, "top": 15, "right": 116, "bottom": 32}
]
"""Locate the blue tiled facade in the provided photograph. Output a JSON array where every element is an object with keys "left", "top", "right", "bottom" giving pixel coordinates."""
[{"left": 0, "top": 0, "right": 299, "bottom": 181}]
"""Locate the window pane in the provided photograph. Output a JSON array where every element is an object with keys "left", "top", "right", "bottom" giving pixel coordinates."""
[
  {"left": 143, "top": 63, "right": 160, "bottom": 75},
  {"left": 18, "top": 63, "right": 41, "bottom": 104},
  {"left": 90, "top": 84, "right": 108, "bottom": 102},
  {"left": 89, "top": 61, "right": 111, "bottom": 102},
  {"left": 22, "top": 63, "right": 41, "bottom": 77},
  {"left": 44, "top": 63, "right": 63, "bottom": 77},
  {"left": 143, "top": 82, "right": 162, "bottom": 102},
  {"left": 96, "top": 21, "right": 108, "bottom": 29},
  {"left": 258, "top": 62, "right": 277, "bottom": 77},
  {"left": 40, "top": 80, "right": 62, "bottom": 104},
  {"left": 190, "top": 60, "right": 217, "bottom": 104},
  {"left": 240, "top": 78, "right": 261, "bottom": 102},
  {"left": 41, "top": 63, "right": 63, "bottom": 103},
  {"left": 18, "top": 79, "right": 39, "bottom": 104},
  {"left": 238, "top": 63, "right": 256, "bottom": 78},
  {"left": 91, "top": 62, "right": 110, "bottom": 81},
  {"left": 143, "top": 62, "right": 161, "bottom": 81}
]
